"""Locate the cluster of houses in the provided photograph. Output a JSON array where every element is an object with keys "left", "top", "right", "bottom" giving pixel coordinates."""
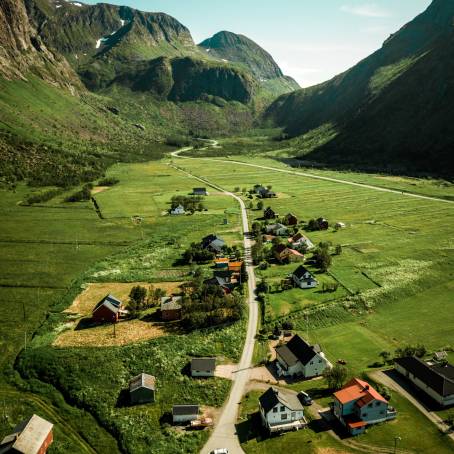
[
  {"left": 169, "top": 188, "right": 209, "bottom": 215},
  {"left": 253, "top": 184, "right": 277, "bottom": 199}
]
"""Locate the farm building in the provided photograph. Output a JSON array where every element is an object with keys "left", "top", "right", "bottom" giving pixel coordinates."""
[
  {"left": 266, "top": 223, "right": 288, "bottom": 236},
  {"left": 275, "top": 334, "right": 329, "bottom": 378},
  {"left": 160, "top": 296, "right": 182, "bottom": 321},
  {"left": 290, "top": 232, "right": 315, "bottom": 250},
  {"left": 201, "top": 234, "right": 225, "bottom": 253},
  {"left": 0, "top": 414, "right": 53, "bottom": 454},
  {"left": 394, "top": 356, "right": 454, "bottom": 407},
  {"left": 292, "top": 265, "right": 318, "bottom": 289},
  {"left": 129, "top": 373, "right": 156, "bottom": 404},
  {"left": 259, "top": 387, "right": 306, "bottom": 433},
  {"left": 190, "top": 358, "right": 216, "bottom": 377},
  {"left": 193, "top": 188, "right": 208, "bottom": 196},
  {"left": 92, "top": 294, "right": 125, "bottom": 323},
  {"left": 172, "top": 405, "right": 200, "bottom": 424},
  {"left": 332, "top": 378, "right": 396, "bottom": 435},
  {"left": 170, "top": 204, "right": 185, "bottom": 215},
  {"left": 274, "top": 244, "right": 304, "bottom": 263},
  {"left": 284, "top": 213, "right": 298, "bottom": 226},
  {"left": 263, "top": 207, "right": 277, "bottom": 219}
]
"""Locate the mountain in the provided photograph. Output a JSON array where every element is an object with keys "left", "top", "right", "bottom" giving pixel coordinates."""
[
  {"left": 199, "top": 30, "right": 299, "bottom": 90},
  {"left": 265, "top": 0, "right": 454, "bottom": 175}
]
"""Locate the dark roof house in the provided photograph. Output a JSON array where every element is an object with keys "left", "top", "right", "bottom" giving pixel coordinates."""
[
  {"left": 264, "top": 207, "right": 277, "bottom": 219},
  {"left": 172, "top": 405, "right": 199, "bottom": 423},
  {"left": 276, "top": 335, "right": 319, "bottom": 367},
  {"left": 92, "top": 294, "right": 124, "bottom": 323},
  {"left": 193, "top": 188, "right": 208, "bottom": 196},
  {"left": 190, "top": 357, "right": 216, "bottom": 377},
  {"left": 259, "top": 387, "right": 304, "bottom": 413}
]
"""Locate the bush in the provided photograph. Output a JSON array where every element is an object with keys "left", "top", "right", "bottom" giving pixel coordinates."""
[
  {"left": 98, "top": 177, "right": 119, "bottom": 186},
  {"left": 166, "top": 136, "right": 190, "bottom": 147},
  {"left": 65, "top": 184, "right": 93, "bottom": 202},
  {"left": 26, "top": 188, "right": 62, "bottom": 205}
]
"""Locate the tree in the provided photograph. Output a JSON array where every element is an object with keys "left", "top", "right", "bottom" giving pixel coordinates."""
[
  {"left": 379, "top": 351, "right": 391, "bottom": 365},
  {"left": 247, "top": 201, "right": 253, "bottom": 209},
  {"left": 323, "top": 364, "right": 348, "bottom": 390},
  {"left": 314, "top": 246, "right": 332, "bottom": 272},
  {"left": 257, "top": 200, "right": 264, "bottom": 211},
  {"left": 128, "top": 285, "right": 148, "bottom": 317}
]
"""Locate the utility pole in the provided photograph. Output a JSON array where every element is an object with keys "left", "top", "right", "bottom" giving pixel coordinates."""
[
  {"left": 394, "top": 436, "right": 402, "bottom": 454},
  {"left": 24, "top": 331, "right": 27, "bottom": 350}
]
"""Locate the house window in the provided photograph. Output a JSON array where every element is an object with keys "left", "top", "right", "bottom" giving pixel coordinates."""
[
  {"left": 368, "top": 403, "right": 373, "bottom": 408},
  {"left": 310, "top": 361, "right": 314, "bottom": 365},
  {"left": 291, "top": 412, "right": 296, "bottom": 419},
  {"left": 280, "top": 406, "right": 285, "bottom": 412},
  {"left": 318, "top": 359, "right": 322, "bottom": 363},
  {"left": 380, "top": 410, "right": 385, "bottom": 415},
  {"left": 273, "top": 407, "right": 278, "bottom": 413},
  {"left": 363, "top": 413, "right": 368, "bottom": 417},
  {"left": 281, "top": 413, "right": 288, "bottom": 420},
  {"left": 375, "top": 402, "right": 381, "bottom": 407}
]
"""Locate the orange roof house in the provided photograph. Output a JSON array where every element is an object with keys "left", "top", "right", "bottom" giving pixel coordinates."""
[
  {"left": 332, "top": 378, "right": 396, "bottom": 435},
  {"left": 228, "top": 261, "right": 243, "bottom": 273}
]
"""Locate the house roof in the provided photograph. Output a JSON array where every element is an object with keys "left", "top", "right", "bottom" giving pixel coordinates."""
[
  {"left": 395, "top": 356, "right": 454, "bottom": 397},
  {"left": 264, "top": 207, "right": 275, "bottom": 214},
  {"left": 334, "top": 378, "right": 387, "bottom": 406},
  {"left": 288, "top": 248, "right": 304, "bottom": 257},
  {"left": 228, "top": 261, "right": 243, "bottom": 271},
  {"left": 172, "top": 405, "right": 199, "bottom": 416},
  {"left": 191, "top": 357, "right": 216, "bottom": 372},
  {"left": 293, "top": 265, "right": 313, "bottom": 279},
  {"left": 0, "top": 414, "right": 53, "bottom": 454},
  {"left": 209, "top": 239, "right": 225, "bottom": 252},
  {"left": 193, "top": 187, "right": 206, "bottom": 192},
  {"left": 275, "top": 335, "right": 319, "bottom": 366},
  {"left": 171, "top": 204, "right": 185, "bottom": 211},
  {"left": 285, "top": 213, "right": 297, "bottom": 219},
  {"left": 345, "top": 418, "right": 367, "bottom": 429},
  {"left": 93, "top": 294, "right": 123, "bottom": 315},
  {"left": 160, "top": 296, "right": 182, "bottom": 311},
  {"left": 214, "top": 257, "right": 230, "bottom": 264},
  {"left": 274, "top": 244, "right": 288, "bottom": 254},
  {"left": 259, "top": 387, "right": 304, "bottom": 414},
  {"left": 129, "top": 373, "right": 156, "bottom": 392}
]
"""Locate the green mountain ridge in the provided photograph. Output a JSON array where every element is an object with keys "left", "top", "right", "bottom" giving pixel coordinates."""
[{"left": 265, "top": 0, "right": 454, "bottom": 175}]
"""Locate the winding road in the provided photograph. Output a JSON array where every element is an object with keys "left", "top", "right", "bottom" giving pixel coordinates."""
[{"left": 169, "top": 161, "right": 257, "bottom": 454}]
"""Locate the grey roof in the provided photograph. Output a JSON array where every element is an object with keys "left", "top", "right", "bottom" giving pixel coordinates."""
[
  {"left": 395, "top": 357, "right": 454, "bottom": 397},
  {"left": 293, "top": 265, "right": 314, "bottom": 280},
  {"left": 259, "top": 387, "right": 304, "bottom": 414},
  {"left": 160, "top": 296, "right": 182, "bottom": 311},
  {"left": 209, "top": 239, "right": 225, "bottom": 252},
  {"left": 0, "top": 415, "right": 53, "bottom": 454},
  {"left": 191, "top": 357, "right": 216, "bottom": 372},
  {"left": 205, "top": 276, "right": 230, "bottom": 288},
  {"left": 276, "top": 335, "right": 318, "bottom": 366},
  {"left": 129, "top": 373, "right": 156, "bottom": 393},
  {"left": 172, "top": 405, "right": 199, "bottom": 416},
  {"left": 93, "top": 294, "right": 123, "bottom": 315}
]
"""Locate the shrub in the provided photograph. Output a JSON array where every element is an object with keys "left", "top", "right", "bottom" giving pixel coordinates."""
[
  {"left": 26, "top": 188, "right": 62, "bottom": 205},
  {"left": 98, "top": 177, "right": 119, "bottom": 186},
  {"left": 65, "top": 183, "right": 93, "bottom": 202}
]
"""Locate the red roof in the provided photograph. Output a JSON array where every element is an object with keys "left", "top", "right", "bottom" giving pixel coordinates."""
[
  {"left": 333, "top": 378, "right": 387, "bottom": 406},
  {"left": 345, "top": 418, "right": 367, "bottom": 429},
  {"left": 288, "top": 249, "right": 304, "bottom": 257}
]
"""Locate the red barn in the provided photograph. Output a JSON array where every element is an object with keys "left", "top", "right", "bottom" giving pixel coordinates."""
[
  {"left": 0, "top": 414, "right": 53, "bottom": 454},
  {"left": 92, "top": 294, "right": 124, "bottom": 323},
  {"left": 160, "top": 296, "right": 182, "bottom": 321}
]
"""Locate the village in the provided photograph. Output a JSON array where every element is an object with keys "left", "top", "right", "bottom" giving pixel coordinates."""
[{"left": 3, "top": 179, "right": 453, "bottom": 454}]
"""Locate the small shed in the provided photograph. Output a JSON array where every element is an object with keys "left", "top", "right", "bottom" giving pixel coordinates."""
[
  {"left": 193, "top": 188, "right": 208, "bottom": 196},
  {"left": 284, "top": 213, "right": 298, "bottom": 226},
  {"left": 264, "top": 207, "right": 277, "bottom": 220},
  {"left": 92, "top": 294, "right": 124, "bottom": 323},
  {"left": 129, "top": 373, "right": 156, "bottom": 404},
  {"left": 160, "top": 296, "right": 182, "bottom": 321},
  {"left": 172, "top": 405, "right": 200, "bottom": 424},
  {"left": 190, "top": 358, "right": 216, "bottom": 377},
  {"left": 0, "top": 414, "right": 53, "bottom": 454}
]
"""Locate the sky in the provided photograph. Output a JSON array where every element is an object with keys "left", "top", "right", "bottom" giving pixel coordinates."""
[{"left": 82, "top": 0, "right": 432, "bottom": 87}]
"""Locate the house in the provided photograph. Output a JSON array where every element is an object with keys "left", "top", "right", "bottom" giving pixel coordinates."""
[
  {"left": 214, "top": 257, "right": 229, "bottom": 269},
  {"left": 292, "top": 265, "right": 318, "bottom": 289},
  {"left": 434, "top": 351, "right": 448, "bottom": 362},
  {"left": 160, "top": 296, "right": 182, "bottom": 321},
  {"left": 266, "top": 223, "right": 288, "bottom": 236},
  {"left": 228, "top": 261, "right": 243, "bottom": 273},
  {"left": 263, "top": 207, "right": 277, "bottom": 220},
  {"left": 394, "top": 356, "right": 454, "bottom": 407},
  {"left": 332, "top": 378, "right": 396, "bottom": 435},
  {"left": 274, "top": 244, "right": 304, "bottom": 263},
  {"left": 193, "top": 188, "right": 208, "bottom": 196},
  {"left": 92, "top": 294, "right": 125, "bottom": 323},
  {"left": 258, "top": 187, "right": 277, "bottom": 199},
  {"left": 172, "top": 405, "right": 199, "bottom": 424},
  {"left": 129, "top": 373, "right": 156, "bottom": 404},
  {"left": 190, "top": 357, "right": 216, "bottom": 377},
  {"left": 275, "top": 334, "right": 330, "bottom": 378},
  {"left": 317, "top": 217, "right": 329, "bottom": 230},
  {"left": 0, "top": 414, "right": 53, "bottom": 454},
  {"left": 170, "top": 204, "right": 185, "bottom": 215},
  {"left": 201, "top": 234, "right": 225, "bottom": 253},
  {"left": 284, "top": 213, "right": 298, "bottom": 226},
  {"left": 259, "top": 387, "right": 306, "bottom": 433},
  {"left": 204, "top": 273, "right": 234, "bottom": 294},
  {"left": 290, "top": 232, "right": 315, "bottom": 250}
]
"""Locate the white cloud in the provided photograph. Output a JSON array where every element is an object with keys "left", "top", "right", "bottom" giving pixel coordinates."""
[{"left": 340, "top": 3, "right": 391, "bottom": 18}]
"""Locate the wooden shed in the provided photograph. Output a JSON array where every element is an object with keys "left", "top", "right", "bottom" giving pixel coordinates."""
[
  {"left": 172, "top": 405, "right": 199, "bottom": 424},
  {"left": 129, "top": 373, "right": 156, "bottom": 405}
]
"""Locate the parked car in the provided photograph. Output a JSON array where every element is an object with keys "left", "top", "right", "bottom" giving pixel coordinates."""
[{"left": 298, "top": 391, "right": 313, "bottom": 405}]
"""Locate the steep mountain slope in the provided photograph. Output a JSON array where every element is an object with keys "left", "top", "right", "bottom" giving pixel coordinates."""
[
  {"left": 265, "top": 0, "right": 454, "bottom": 174},
  {"left": 199, "top": 31, "right": 298, "bottom": 89}
]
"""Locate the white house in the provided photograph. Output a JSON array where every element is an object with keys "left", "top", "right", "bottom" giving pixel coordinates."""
[
  {"left": 170, "top": 204, "right": 185, "bottom": 215},
  {"left": 395, "top": 357, "right": 454, "bottom": 407},
  {"left": 172, "top": 405, "right": 199, "bottom": 424},
  {"left": 292, "top": 265, "right": 318, "bottom": 289},
  {"left": 190, "top": 358, "right": 216, "bottom": 377},
  {"left": 259, "top": 387, "right": 306, "bottom": 433},
  {"left": 275, "top": 334, "right": 330, "bottom": 378},
  {"left": 266, "top": 223, "right": 288, "bottom": 236},
  {"left": 291, "top": 232, "right": 314, "bottom": 250}
]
